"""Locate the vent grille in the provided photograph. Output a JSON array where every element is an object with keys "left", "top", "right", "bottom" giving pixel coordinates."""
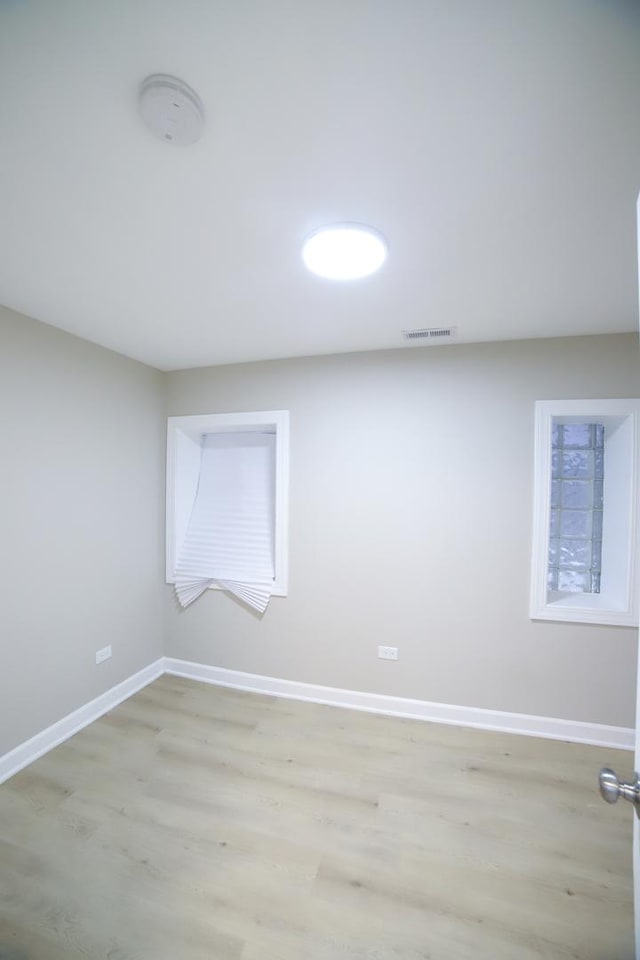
[{"left": 402, "top": 326, "right": 456, "bottom": 343}]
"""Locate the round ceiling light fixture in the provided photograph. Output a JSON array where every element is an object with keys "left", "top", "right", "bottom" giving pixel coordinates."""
[
  {"left": 138, "top": 74, "right": 204, "bottom": 146},
  {"left": 302, "top": 223, "right": 388, "bottom": 280}
]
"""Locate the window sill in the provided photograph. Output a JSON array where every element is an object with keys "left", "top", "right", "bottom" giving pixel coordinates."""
[{"left": 532, "top": 590, "right": 636, "bottom": 626}]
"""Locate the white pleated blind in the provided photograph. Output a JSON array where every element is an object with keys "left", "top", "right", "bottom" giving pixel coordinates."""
[{"left": 174, "top": 431, "right": 276, "bottom": 612}]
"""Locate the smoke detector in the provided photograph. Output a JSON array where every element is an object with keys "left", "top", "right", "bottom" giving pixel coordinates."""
[{"left": 138, "top": 74, "right": 204, "bottom": 146}]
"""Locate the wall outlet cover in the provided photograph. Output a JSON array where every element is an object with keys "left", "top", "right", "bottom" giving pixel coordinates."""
[{"left": 378, "top": 645, "right": 398, "bottom": 661}]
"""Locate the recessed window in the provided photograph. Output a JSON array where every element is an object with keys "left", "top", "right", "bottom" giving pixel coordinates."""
[
  {"left": 530, "top": 399, "right": 640, "bottom": 627},
  {"left": 166, "top": 411, "right": 289, "bottom": 611}
]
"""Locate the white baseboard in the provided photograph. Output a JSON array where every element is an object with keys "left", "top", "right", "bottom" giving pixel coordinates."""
[
  {"left": 0, "top": 659, "right": 164, "bottom": 784},
  {"left": 1, "top": 656, "right": 632, "bottom": 784},
  {"left": 164, "top": 658, "right": 634, "bottom": 751}
]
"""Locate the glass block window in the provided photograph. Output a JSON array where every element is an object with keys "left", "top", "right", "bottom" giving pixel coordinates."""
[
  {"left": 548, "top": 422, "right": 604, "bottom": 594},
  {"left": 531, "top": 399, "right": 638, "bottom": 627}
]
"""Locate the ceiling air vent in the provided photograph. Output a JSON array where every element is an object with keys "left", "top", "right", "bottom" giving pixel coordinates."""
[{"left": 402, "top": 326, "right": 456, "bottom": 344}]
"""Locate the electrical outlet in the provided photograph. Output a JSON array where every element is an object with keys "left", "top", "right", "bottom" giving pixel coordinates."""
[
  {"left": 96, "top": 645, "right": 112, "bottom": 665},
  {"left": 378, "top": 645, "right": 398, "bottom": 661}
]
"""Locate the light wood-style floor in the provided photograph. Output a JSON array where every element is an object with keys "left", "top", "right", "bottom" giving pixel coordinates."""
[{"left": 0, "top": 675, "right": 633, "bottom": 960}]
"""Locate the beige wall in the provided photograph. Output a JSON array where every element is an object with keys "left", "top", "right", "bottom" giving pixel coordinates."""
[
  {"left": 0, "top": 306, "right": 166, "bottom": 755},
  {"left": 1, "top": 316, "right": 637, "bottom": 755},
  {"left": 165, "top": 334, "right": 640, "bottom": 728}
]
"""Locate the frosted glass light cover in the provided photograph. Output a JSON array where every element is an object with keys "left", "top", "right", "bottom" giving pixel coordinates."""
[{"left": 302, "top": 224, "right": 387, "bottom": 280}]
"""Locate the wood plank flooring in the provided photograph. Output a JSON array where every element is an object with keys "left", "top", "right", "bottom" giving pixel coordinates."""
[{"left": 0, "top": 675, "right": 634, "bottom": 959}]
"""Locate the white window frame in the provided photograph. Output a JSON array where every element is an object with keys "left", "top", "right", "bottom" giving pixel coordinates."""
[
  {"left": 166, "top": 410, "right": 289, "bottom": 596},
  {"left": 530, "top": 399, "right": 640, "bottom": 627}
]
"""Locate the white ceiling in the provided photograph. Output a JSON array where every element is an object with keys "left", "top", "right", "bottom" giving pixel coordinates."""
[{"left": 1, "top": 1, "right": 639, "bottom": 371}]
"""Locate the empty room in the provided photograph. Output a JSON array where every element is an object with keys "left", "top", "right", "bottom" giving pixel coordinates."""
[{"left": 1, "top": 2, "right": 640, "bottom": 958}]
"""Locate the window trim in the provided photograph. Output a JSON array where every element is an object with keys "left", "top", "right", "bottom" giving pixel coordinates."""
[
  {"left": 530, "top": 399, "right": 640, "bottom": 627},
  {"left": 166, "top": 410, "right": 289, "bottom": 596}
]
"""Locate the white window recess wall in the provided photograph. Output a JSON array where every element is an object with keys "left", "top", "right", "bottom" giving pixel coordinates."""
[
  {"left": 530, "top": 399, "right": 640, "bottom": 627},
  {"left": 166, "top": 411, "right": 289, "bottom": 613}
]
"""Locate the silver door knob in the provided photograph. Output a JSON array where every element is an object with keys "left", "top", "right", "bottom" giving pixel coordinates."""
[{"left": 599, "top": 767, "right": 640, "bottom": 817}]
